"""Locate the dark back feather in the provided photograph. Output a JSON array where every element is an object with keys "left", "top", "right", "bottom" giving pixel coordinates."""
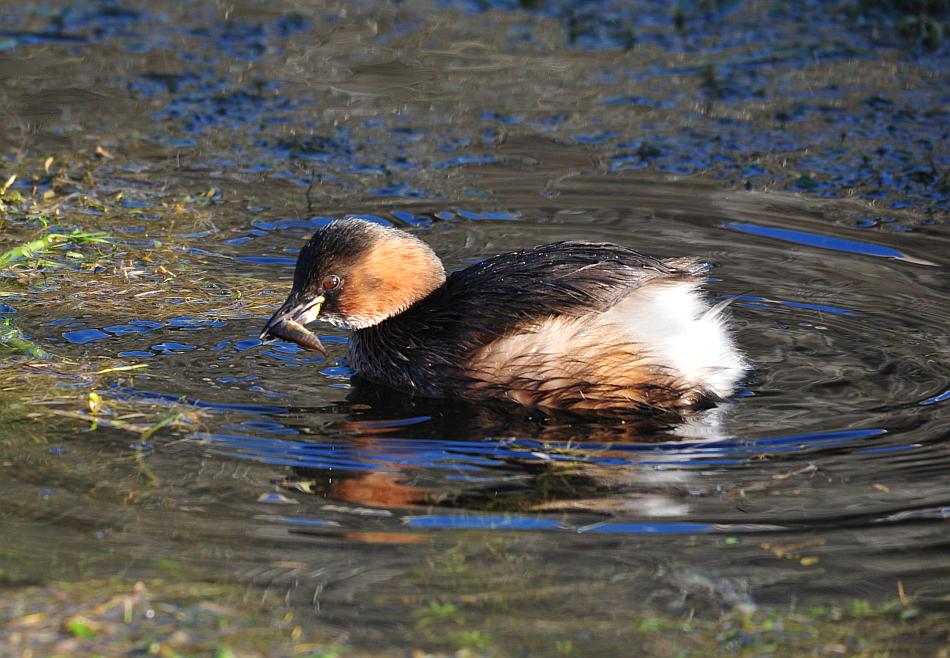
[{"left": 349, "top": 241, "right": 698, "bottom": 397}]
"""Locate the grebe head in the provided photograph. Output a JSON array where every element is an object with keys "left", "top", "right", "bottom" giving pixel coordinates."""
[{"left": 260, "top": 219, "right": 446, "bottom": 351}]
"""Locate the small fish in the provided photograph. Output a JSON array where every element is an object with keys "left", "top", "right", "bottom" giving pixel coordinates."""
[{"left": 261, "top": 318, "right": 327, "bottom": 356}]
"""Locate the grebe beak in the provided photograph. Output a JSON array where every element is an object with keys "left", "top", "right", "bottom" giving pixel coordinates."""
[{"left": 259, "top": 294, "right": 328, "bottom": 356}]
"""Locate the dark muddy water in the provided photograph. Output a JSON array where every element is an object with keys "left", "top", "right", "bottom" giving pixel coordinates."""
[{"left": 1, "top": 0, "right": 949, "bottom": 655}]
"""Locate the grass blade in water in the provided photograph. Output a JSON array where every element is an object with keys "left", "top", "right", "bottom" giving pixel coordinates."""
[
  {"left": 0, "top": 319, "right": 50, "bottom": 359},
  {"left": 0, "top": 230, "right": 110, "bottom": 268}
]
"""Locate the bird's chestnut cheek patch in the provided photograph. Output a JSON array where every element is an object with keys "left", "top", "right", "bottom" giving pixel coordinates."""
[
  {"left": 334, "top": 276, "right": 376, "bottom": 320},
  {"left": 364, "top": 275, "right": 383, "bottom": 289},
  {"left": 284, "top": 225, "right": 446, "bottom": 331}
]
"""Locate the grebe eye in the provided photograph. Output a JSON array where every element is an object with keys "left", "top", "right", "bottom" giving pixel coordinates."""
[{"left": 322, "top": 274, "right": 341, "bottom": 291}]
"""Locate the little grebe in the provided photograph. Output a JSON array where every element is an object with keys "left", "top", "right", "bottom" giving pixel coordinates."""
[{"left": 260, "top": 219, "right": 745, "bottom": 414}]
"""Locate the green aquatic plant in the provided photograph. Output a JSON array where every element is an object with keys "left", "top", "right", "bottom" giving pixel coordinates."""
[
  {"left": 0, "top": 319, "right": 50, "bottom": 359},
  {"left": 0, "top": 229, "right": 110, "bottom": 268},
  {"left": 0, "top": 228, "right": 111, "bottom": 359}
]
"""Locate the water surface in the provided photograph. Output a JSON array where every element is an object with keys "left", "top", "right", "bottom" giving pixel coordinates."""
[{"left": 1, "top": 0, "right": 948, "bottom": 655}]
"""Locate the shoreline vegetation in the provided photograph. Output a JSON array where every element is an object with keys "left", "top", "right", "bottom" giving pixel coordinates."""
[{"left": 2, "top": 578, "right": 946, "bottom": 658}]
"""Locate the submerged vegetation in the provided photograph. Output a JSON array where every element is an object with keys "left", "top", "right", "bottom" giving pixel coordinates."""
[
  {"left": 1, "top": 579, "right": 344, "bottom": 658},
  {"left": 0, "top": 154, "right": 285, "bottom": 450},
  {"left": 1, "top": 576, "right": 946, "bottom": 657},
  {"left": 0, "top": 319, "right": 49, "bottom": 359}
]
